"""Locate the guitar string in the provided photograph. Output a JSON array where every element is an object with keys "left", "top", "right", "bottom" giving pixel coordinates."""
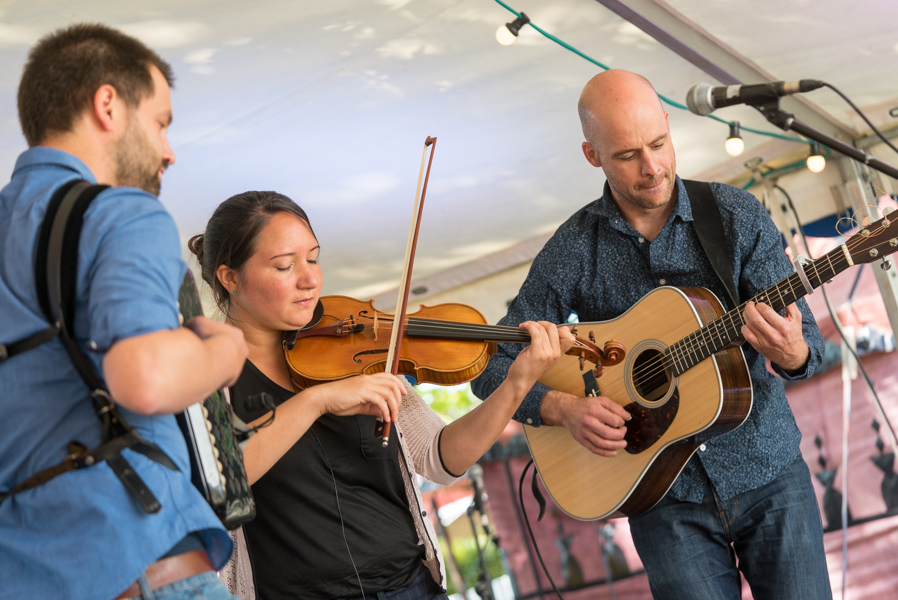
[
  {"left": 613, "top": 217, "right": 893, "bottom": 395},
  {"left": 577, "top": 234, "right": 861, "bottom": 399},
  {"left": 597, "top": 220, "right": 890, "bottom": 396},
  {"left": 314, "top": 220, "right": 890, "bottom": 401}
]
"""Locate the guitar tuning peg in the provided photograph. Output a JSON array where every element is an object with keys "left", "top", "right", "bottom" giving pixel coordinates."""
[{"left": 881, "top": 259, "right": 892, "bottom": 271}]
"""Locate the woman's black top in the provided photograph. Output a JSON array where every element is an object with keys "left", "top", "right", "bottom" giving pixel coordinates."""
[{"left": 230, "top": 360, "right": 424, "bottom": 600}]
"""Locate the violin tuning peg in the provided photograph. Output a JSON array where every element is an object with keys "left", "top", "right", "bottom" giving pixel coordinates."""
[
  {"left": 579, "top": 355, "right": 586, "bottom": 371},
  {"left": 589, "top": 331, "right": 596, "bottom": 343},
  {"left": 593, "top": 365, "right": 604, "bottom": 378}
]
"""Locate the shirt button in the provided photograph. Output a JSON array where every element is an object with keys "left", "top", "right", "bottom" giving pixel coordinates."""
[
  {"left": 526, "top": 418, "right": 533, "bottom": 424},
  {"left": 699, "top": 444, "right": 707, "bottom": 451},
  {"left": 638, "top": 237, "right": 645, "bottom": 243},
  {"left": 659, "top": 278, "right": 667, "bottom": 285},
  {"left": 88, "top": 341, "right": 98, "bottom": 350},
  {"left": 421, "top": 510, "right": 427, "bottom": 517}
]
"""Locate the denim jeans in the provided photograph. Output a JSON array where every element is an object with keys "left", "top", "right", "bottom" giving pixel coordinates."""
[
  {"left": 351, "top": 564, "right": 449, "bottom": 600},
  {"left": 628, "top": 454, "right": 832, "bottom": 600},
  {"left": 124, "top": 572, "right": 240, "bottom": 600}
]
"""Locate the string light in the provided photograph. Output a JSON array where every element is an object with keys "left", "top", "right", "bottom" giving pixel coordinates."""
[
  {"left": 496, "top": 12, "right": 530, "bottom": 46},
  {"left": 807, "top": 142, "right": 826, "bottom": 173},
  {"left": 491, "top": 0, "right": 813, "bottom": 178},
  {"left": 724, "top": 122, "right": 744, "bottom": 157}
]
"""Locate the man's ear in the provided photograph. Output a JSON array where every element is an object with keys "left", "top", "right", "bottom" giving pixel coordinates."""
[
  {"left": 92, "top": 84, "right": 120, "bottom": 132},
  {"left": 582, "top": 141, "right": 602, "bottom": 168}
]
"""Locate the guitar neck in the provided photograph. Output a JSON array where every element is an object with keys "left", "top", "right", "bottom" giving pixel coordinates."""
[{"left": 666, "top": 242, "right": 853, "bottom": 375}]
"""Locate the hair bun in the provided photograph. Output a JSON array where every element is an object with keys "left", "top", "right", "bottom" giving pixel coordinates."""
[{"left": 187, "top": 233, "right": 205, "bottom": 263}]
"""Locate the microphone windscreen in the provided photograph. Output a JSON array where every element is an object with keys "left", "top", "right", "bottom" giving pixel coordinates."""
[{"left": 686, "top": 83, "right": 715, "bottom": 116}]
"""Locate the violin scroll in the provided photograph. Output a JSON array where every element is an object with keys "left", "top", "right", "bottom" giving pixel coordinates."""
[{"left": 565, "top": 329, "right": 626, "bottom": 378}]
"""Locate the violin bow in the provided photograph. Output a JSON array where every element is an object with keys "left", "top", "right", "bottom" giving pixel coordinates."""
[{"left": 382, "top": 136, "right": 437, "bottom": 446}]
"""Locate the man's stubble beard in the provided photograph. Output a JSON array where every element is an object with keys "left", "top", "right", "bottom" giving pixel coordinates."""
[{"left": 114, "top": 118, "right": 164, "bottom": 197}]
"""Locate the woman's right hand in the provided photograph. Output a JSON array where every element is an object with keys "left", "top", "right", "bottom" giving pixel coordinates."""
[{"left": 306, "top": 372, "right": 405, "bottom": 424}]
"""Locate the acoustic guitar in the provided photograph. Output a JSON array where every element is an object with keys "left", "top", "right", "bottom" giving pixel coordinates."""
[{"left": 525, "top": 210, "right": 898, "bottom": 520}]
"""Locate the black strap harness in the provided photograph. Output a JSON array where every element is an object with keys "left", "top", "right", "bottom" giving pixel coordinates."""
[
  {"left": 683, "top": 179, "right": 740, "bottom": 308},
  {"left": 1, "top": 180, "right": 176, "bottom": 513}
]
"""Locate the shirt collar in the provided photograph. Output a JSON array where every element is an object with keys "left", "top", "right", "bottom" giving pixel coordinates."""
[
  {"left": 12, "top": 146, "right": 98, "bottom": 183},
  {"left": 589, "top": 175, "right": 693, "bottom": 224}
]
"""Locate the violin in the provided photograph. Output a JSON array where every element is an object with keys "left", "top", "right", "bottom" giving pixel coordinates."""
[{"left": 284, "top": 295, "right": 625, "bottom": 389}]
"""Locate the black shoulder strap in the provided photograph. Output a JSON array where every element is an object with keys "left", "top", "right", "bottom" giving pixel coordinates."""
[
  {"left": 683, "top": 179, "right": 740, "bottom": 310},
  {"left": 0, "top": 181, "right": 83, "bottom": 363},
  {"left": 36, "top": 180, "right": 109, "bottom": 391},
  {"left": 1, "top": 180, "right": 107, "bottom": 363},
  {"left": 1, "top": 180, "right": 176, "bottom": 513}
]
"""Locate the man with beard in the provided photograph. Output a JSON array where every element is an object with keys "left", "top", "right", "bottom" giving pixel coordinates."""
[
  {"left": 472, "top": 69, "right": 831, "bottom": 598},
  {"left": 0, "top": 24, "right": 247, "bottom": 600}
]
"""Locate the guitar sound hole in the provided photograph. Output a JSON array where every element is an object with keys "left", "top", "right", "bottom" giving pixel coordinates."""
[
  {"left": 624, "top": 347, "right": 679, "bottom": 455},
  {"left": 632, "top": 348, "right": 672, "bottom": 402}
]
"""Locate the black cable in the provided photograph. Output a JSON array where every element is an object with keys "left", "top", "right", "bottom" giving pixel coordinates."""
[
  {"left": 310, "top": 426, "right": 367, "bottom": 598},
  {"left": 517, "top": 460, "right": 565, "bottom": 600},
  {"left": 822, "top": 82, "right": 898, "bottom": 158},
  {"left": 774, "top": 184, "right": 897, "bottom": 446},
  {"left": 285, "top": 340, "right": 365, "bottom": 599}
]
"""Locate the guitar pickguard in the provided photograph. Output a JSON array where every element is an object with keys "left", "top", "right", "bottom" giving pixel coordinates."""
[{"left": 623, "top": 387, "right": 680, "bottom": 454}]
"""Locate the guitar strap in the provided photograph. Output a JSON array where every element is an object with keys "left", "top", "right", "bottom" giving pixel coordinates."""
[
  {"left": 683, "top": 179, "right": 740, "bottom": 310},
  {"left": 0, "top": 180, "right": 176, "bottom": 513}
]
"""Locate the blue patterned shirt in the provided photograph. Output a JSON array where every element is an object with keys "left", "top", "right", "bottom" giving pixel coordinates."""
[{"left": 471, "top": 177, "right": 824, "bottom": 502}]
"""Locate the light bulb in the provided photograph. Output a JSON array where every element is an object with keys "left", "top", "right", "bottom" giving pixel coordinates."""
[
  {"left": 495, "top": 13, "right": 529, "bottom": 46},
  {"left": 725, "top": 136, "right": 744, "bottom": 157},
  {"left": 724, "top": 121, "right": 744, "bottom": 157},
  {"left": 496, "top": 24, "right": 517, "bottom": 46},
  {"left": 807, "top": 143, "right": 825, "bottom": 173},
  {"left": 807, "top": 154, "right": 826, "bottom": 173}
]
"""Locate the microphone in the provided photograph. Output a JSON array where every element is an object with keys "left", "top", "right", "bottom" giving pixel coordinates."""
[
  {"left": 686, "top": 80, "right": 824, "bottom": 116},
  {"left": 468, "top": 463, "right": 488, "bottom": 523}
]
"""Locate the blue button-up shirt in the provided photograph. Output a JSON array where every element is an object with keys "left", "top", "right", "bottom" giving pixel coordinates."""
[
  {"left": 0, "top": 147, "right": 231, "bottom": 600},
  {"left": 472, "top": 177, "right": 824, "bottom": 502}
]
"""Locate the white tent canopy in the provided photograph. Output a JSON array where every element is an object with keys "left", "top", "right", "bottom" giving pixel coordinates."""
[{"left": 2, "top": 0, "right": 897, "bottom": 325}]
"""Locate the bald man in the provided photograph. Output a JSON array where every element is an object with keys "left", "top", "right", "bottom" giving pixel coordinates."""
[{"left": 472, "top": 70, "right": 830, "bottom": 599}]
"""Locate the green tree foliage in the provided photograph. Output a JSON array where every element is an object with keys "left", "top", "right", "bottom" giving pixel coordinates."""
[
  {"left": 417, "top": 383, "right": 479, "bottom": 422},
  {"left": 438, "top": 534, "right": 506, "bottom": 596}
]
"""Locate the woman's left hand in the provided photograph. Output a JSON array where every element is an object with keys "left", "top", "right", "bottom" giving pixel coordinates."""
[{"left": 506, "top": 321, "right": 575, "bottom": 387}]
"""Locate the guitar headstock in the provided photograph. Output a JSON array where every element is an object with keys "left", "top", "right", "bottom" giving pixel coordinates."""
[{"left": 845, "top": 210, "right": 898, "bottom": 265}]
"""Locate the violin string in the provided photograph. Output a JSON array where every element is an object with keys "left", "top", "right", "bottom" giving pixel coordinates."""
[
  {"left": 367, "top": 317, "right": 607, "bottom": 362},
  {"left": 322, "top": 226, "right": 890, "bottom": 399}
]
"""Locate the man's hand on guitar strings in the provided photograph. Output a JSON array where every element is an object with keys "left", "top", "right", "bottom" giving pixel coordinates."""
[
  {"left": 543, "top": 390, "right": 630, "bottom": 457},
  {"left": 741, "top": 301, "right": 810, "bottom": 372}
]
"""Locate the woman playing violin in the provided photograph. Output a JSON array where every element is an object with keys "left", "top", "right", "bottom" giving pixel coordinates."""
[{"left": 188, "top": 191, "right": 574, "bottom": 600}]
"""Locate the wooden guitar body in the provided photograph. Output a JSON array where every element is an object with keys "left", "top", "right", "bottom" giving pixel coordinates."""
[{"left": 524, "top": 286, "right": 753, "bottom": 520}]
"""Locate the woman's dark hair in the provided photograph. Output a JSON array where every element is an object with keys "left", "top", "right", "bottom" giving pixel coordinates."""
[
  {"left": 188, "top": 191, "right": 316, "bottom": 316},
  {"left": 18, "top": 23, "right": 174, "bottom": 147}
]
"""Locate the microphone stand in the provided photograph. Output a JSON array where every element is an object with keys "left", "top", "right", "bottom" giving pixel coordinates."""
[
  {"left": 750, "top": 100, "right": 898, "bottom": 180},
  {"left": 466, "top": 503, "right": 495, "bottom": 600}
]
